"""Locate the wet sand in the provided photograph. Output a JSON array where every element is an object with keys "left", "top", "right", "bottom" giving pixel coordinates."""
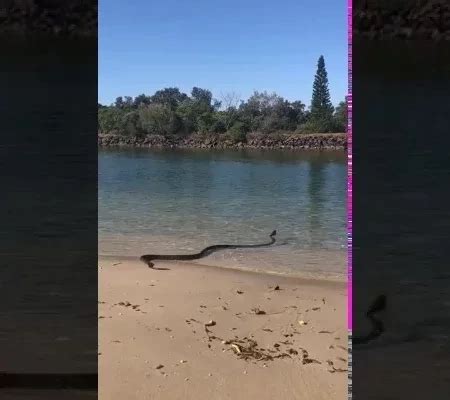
[{"left": 99, "top": 258, "right": 347, "bottom": 400}]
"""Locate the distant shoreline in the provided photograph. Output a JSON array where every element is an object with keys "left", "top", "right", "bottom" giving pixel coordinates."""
[{"left": 98, "top": 132, "right": 347, "bottom": 151}]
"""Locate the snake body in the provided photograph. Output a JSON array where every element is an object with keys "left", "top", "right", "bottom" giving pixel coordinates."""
[
  {"left": 140, "top": 230, "right": 277, "bottom": 268},
  {"left": 353, "top": 294, "right": 387, "bottom": 345}
]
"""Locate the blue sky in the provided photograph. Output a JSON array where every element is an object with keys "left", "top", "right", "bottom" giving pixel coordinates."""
[{"left": 99, "top": 0, "right": 347, "bottom": 107}]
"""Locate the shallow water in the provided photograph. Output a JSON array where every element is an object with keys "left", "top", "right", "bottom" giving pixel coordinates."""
[{"left": 99, "top": 148, "right": 346, "bottom": 279}]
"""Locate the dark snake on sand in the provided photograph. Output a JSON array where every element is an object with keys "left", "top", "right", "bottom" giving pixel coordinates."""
[
  {"left": 353, "top": 294, "right": 387, "bottom": 345},
  {"left": 140, "top": 230, "right": 277, "bottom": 268}
]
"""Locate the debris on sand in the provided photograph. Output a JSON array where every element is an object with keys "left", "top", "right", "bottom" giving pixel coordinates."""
[
  {"left": 236, "top": 290, "right": 244, "bottom": 294},
  {"left": 156, "top": 364, "right": 164, "bottom": 369},
  {"left": 274, "top": 285, "right": 280, "bottom": 291},
  {"left": 116, "top": 301, "right": 141, "bottom": 311},
  {"left": 251, "top": 308, "right": 266, "bottom": 315},
  {"left": 298, "top": 320, "right": 308, "bottom": 326},
  {"left": 214, "top": 336, "right": 291, "bottom": 362},
  {"left": 231, "top": 344, "right": 242, "bottom": 354},
  {"left": 328, "top": 366, "right": 348, "bottom": 373},
  {"left": 204, "top": 321, "right": 220, "bottom": 341},
  {"left": 302, "top": 358, "right": 321, "bottom": 365},
  {"left": 300, "top": 348, "right": 321, "bottom": 365}
]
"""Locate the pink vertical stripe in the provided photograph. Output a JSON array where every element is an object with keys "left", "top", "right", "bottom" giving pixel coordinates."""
[{"left": 347, "top": 0, "right": 352, "bottom": 331}]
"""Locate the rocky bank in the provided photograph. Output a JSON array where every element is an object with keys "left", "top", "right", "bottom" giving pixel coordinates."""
[{"left": 98, "top": 133, "right": 347, "bottom": 151}]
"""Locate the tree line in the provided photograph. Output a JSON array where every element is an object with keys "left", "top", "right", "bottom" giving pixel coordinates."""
[{"left": 99, "top": 56, "right": 347, "bottom": 141}]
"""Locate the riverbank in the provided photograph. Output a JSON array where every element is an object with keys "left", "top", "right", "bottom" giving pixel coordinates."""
[
  {"left": 98, "top": 132, "right": 347, "bottom": 151},
  {"left": 98, "top": 257, "right": 347, "bottom": 400}
]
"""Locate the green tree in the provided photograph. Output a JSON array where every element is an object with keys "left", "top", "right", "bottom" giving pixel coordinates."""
[
  {"left": 138, "top": 104, "right": 180, "bottom": 136},
  {"left": 133, "top": 94, "right": 151, "bottom": 108},
  {"left": 238, "top": 91, "right": 280, "bottom": 132},
  {"left": 98, "top": 107, "right": 124, "bottom": 133},
  {"left": 238, "top": 91, "right": 304, "bottom": 133},
  {"left": 219, "top": 92, "right": 241, "bottom": 130},
  {"left": 98, "top": 60, "right": 344, "bottom": 137},
  {"left": 175, "top": 87, "right": 218, "bottom": 133},
  {"left": 333, "top": 99, "right": 348, "bottom": 132},
  {"left": 114, "top": 96, "right": 124, "bottom": 108},
  {"left": 122, "top": 111, "right": 141, "bottom": 136},
  {"left": 123, "top": 96, "right": 133, "bottom": 108},
  {"left": 151, "top": 88, "right": 188, "bottom": 110},
  {"left": 176, "top": 99, "right": 198, "bottom": 134},
  {"left": 227, "top": 121, "right": 248, "bottom": 143},
  {"left": 310, "top": 55, "right": 335, "bottom": 132},
  {"left": 290, "top": 101, "right": 307, "bottom": 125},
  {"left": 191, "top": 87, "right": 213, "bottom": 106}
]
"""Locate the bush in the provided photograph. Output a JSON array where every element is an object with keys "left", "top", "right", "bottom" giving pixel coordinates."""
[
  {"left": 98, "top": 86, "right": 347, "bottom": 137},
  {"left": 210, "top": 119, "right": 227, "bottom": 134},
  {"left": 121, "top": 111, "right": 141, "bottom": 136},
  {"left": 138, "top": 104, "right": 180, "bottom": 136},
  {"left": 297, "top": 117, "right": 338, "bottom": 134},
  {"left": 227, "top": 122, "right": 247, "bottom": 143}
]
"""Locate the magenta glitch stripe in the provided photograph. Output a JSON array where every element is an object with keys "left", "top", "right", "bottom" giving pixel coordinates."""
[{"left": 347, "top": 0, "right": 353, "bottom": 331}]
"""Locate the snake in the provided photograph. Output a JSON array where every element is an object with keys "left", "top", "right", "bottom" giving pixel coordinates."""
[
  {"left": 140, "top": 230, "right": 277, "bottom": 268},
  {"left": 353, "top": 294, "right": 387, "bottom": 345}
]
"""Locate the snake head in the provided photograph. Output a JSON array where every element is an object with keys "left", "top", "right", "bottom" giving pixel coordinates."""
[
  {"left": 270, "top": 230, "right": 277, "bottom": 237},
  {"left": 140, "top": 255, "right": 154, "bottom": 268}
]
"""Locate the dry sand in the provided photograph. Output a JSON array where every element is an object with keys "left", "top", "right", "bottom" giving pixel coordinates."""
[{"left": 99, "top": 258, "right": 347, "bottom": 400}]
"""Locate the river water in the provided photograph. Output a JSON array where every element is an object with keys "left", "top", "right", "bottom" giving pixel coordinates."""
[{"left": 99, "top": 148, "right": 346, "bottom": 280}]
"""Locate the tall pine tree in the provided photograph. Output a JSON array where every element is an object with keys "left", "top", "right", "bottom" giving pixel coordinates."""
[{"left": 310, "top": 55, "right": 334, "bottom": 130}]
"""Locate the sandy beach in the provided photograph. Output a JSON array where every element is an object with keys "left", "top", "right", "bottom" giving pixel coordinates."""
[{"left": 99, "top": 258, "right": 347, "bottom": 400}]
